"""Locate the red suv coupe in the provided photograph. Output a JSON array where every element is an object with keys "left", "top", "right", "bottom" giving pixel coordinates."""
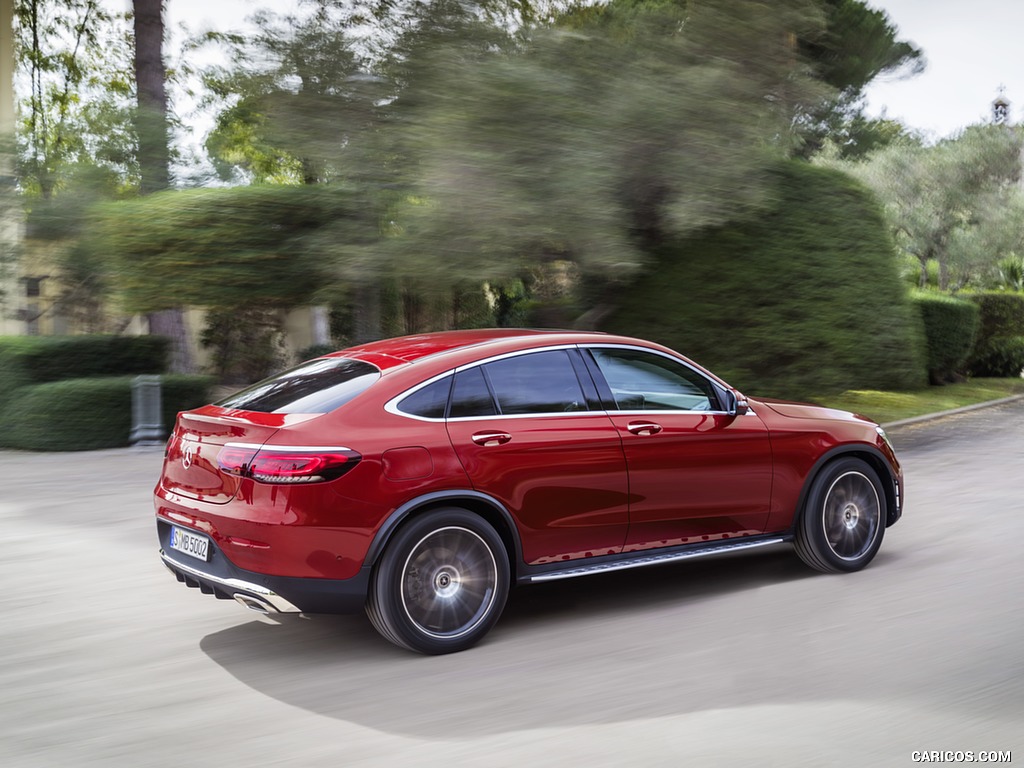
[{"left": 156, "top": 329, "right": 903, "bottom": 654}]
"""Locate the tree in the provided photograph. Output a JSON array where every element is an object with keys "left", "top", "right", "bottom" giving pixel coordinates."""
[
  {"left": 14, "top": 0, "right": 136, "bottom": 200},
  {"left": 603, "top": 161, "right": 927, "bottom": 397},
  {"left": 797, "top": 0, "right": 924, "bottom": 158},
  {"left": 832, "top": 124, "right": 1024, "bottom": 290}
]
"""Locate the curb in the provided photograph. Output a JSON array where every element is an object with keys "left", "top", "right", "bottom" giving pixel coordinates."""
[{"left": 882, "top": 393, "right": 1024, "bottom": 429}]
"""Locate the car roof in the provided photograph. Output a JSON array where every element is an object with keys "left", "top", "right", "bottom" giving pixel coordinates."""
[{"left": 328, "top": 329, "right": 611, "bottom": 369}]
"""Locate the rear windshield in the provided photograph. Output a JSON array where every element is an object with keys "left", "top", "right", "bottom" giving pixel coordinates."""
[{"left": 216, "top": 358, "right": 381, "bottom": 414}]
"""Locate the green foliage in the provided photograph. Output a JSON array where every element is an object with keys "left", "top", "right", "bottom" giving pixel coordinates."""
[
  {"left": 831, "top": 124, "right": 1024, "bottom": 290},
  {"left": 85, "top": 185, "right": 381, "bottom": 312},
  {"left": 800, "top": 0, "right": 924, "bottom": 94},
  {"left": 603, "top": 161, "right": 927, "bottom": 399},
  {"left": 911, "top": 292, "right": 980, "bottom": 384},
  {"left": 964, "top": 291, "right": 1024, "bottom": 377},
  {"left": 200, "top": 307, "right": 287, "bottom": 385},
  {"left": 965, "top": 337, "right": 1024, "bottom": 378},
  {"left": 14, "top": 0, "right": 138, "bottom": 200},
  {"left": 994, "top": 255, "right": 1024, "bottom": 290},
  {"left": 0, "top": 374, "right": 213, "bottom": 452},
  {"left": 967, "top": 291, "right": 1024, "bottom": 338},
  {"left": 0, "top": 335, "right": 169, "bottom": 412}
]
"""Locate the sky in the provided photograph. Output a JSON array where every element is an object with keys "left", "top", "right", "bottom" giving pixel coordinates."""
[
  {"left": 863, "top": 0, "right": 1024, "bottom": 139},
  {"left": 114, "top": 0, "right": 1023, "bottom": 143}
]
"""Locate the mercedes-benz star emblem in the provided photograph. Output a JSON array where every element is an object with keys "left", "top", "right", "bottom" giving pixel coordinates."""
[{"left": 181, "top": 441, "right": 196, "bottom": 470}]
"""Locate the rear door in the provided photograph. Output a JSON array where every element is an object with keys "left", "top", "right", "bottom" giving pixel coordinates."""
[{"left": 444, "top": 348, "right": 630, "bottom": 565}]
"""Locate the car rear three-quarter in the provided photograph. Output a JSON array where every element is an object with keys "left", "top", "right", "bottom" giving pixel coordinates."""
[{"left": 155, "top": 329, "right": 905, "bottom": 655}]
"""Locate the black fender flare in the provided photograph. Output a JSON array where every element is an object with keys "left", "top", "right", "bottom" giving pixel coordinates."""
[
  {"left": 364, "top": 490, "right": 524, "bottom": 573},
  {"left": 792, "top": 444, "right": 901, "bottom": 528}
]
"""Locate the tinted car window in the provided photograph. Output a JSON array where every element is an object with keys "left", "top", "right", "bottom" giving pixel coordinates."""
[
  {"left": 450, "top": 366, "right": 498, "bottom": 418},
  {"left": 590, "top": 348, "right": 718, "bottom": 411},
  {"left": 483, "top": 350, "right": 587, "bottom": 415},
  {"left": 217, "top": 357, "right": 380, "bottom": 414},
  {"left": 397, "top": 376, "right": 453, "bottom": 419}
]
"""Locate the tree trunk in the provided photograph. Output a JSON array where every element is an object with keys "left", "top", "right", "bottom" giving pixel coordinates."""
[
  {"left": 133, "top": 0, "right": 170, "bottom": 193},
  {"left": 133, "top": 0, "right": 193, "bottom": 372}
]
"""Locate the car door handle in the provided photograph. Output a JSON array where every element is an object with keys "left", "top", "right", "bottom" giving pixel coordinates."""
[
  {"left": 627, "top": 421, "right": 663, "bottom": 436},
  {"left": 471, "top": 431, "right": 512, "bottom": 447}
]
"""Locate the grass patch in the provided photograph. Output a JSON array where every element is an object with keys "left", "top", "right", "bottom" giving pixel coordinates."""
[{"left": 816, "top": 378, "right": 1024, "bottom": 425}]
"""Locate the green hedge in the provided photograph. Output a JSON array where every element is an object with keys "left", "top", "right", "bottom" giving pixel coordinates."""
[
  {"left": 912, "top": 292, "right": 980, "bottom": 383},
  {"left": 966, "top": 337, "right": 1024, "bottom": 378},
  {"left": 0, "top": 375, "right": 213, "bottom": 452},
  {"left": 0, "top": 335, "right": 170, "bottom": 382},
  {"left": 603, "top": 161, "right": 927, "bottom": 398},
  {"left": 964, "top": 292, "right": 1024, "bottom": 377}
]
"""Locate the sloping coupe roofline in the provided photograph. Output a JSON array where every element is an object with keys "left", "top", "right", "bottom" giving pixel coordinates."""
[{"left": 326, "top": 328, "right": 611, "bottom": 367}]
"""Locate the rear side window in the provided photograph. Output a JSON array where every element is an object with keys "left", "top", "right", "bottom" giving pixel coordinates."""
[
  {"left": 449, "top": 367, "right": 498, "bottom": 418},
  {"left": 216, "top": 358, "right": 380, "bottom": 414},
  {"left": 396, "top": 376, "right": 453, "bottom": 419},
  {"left": 483, "top": 350, "right": 587, "bottom": 415}
]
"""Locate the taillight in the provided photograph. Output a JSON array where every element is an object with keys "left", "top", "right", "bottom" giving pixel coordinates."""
[{"left": 217, "top": 443, "right": 361, "bottom": 484}]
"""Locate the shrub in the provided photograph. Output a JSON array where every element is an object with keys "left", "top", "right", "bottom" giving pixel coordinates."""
[
  {"left": 966, "top": 336, "right": 1024, "bottom": 378},
  {"left": 964, "top": 292, "right": 1024, "bottom": 377},
  {"left": 0, "top": 335, "right": 170, "bottom": 413},
  {"left": 603, "top": 161, "right": 927, "bottom": 399},
  {"left": 912, "top": 292, "right": 980, "bottom": 383},
  {"left": 0, "top": 374, "right": 213, "bottom": 452},
  {"left": 0, "top": 335, "right": 169, "bottom": 383}
]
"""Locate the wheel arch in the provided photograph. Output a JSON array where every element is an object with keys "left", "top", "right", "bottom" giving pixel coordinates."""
[
  {"left": 792, "top": 445, "right": 900, "bottom": 529},
  {"left": 364, "top": 491, "right": 523, "bottom": 579}
]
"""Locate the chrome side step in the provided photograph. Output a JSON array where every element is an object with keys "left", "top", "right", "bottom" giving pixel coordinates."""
[{"left": 524, "top": 536, "right": 790, "bottom": 583}]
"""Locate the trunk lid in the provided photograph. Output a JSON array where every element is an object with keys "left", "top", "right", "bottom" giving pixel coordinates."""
[{"left": 160, "top": 407, "right": 315, "bottom": 504}]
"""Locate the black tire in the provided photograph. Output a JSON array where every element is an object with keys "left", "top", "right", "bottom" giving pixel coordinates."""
[
  {"left": 794, "top": 457, "right": 886, "bottom": 573},
  {"left": 365, "top": 509, "right": 510, "bottom": 654}
]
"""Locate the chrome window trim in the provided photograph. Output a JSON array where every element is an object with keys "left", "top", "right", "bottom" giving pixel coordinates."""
[
  {"left": 383, "top": 342, "right": 755, "bottom": 422},
  {"left": 384, "top": 369, "right": 457, "bottom": 422},
  {"left": 582, "top": 343, "right": 737, "bottom": 415}
]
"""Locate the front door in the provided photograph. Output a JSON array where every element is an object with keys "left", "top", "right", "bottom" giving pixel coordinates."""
[{"left": 586, "top": 346, "right": 773, "bottom": 552}]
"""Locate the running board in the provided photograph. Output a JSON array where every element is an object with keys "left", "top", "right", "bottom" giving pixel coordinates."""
[{"left": 524, "top": 536, "right": 790, "bottom": 583}]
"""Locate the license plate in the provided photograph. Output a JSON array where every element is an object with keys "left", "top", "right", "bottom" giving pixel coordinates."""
[{"left": 169, "top": 526, "right": 211, "bottom": 562}]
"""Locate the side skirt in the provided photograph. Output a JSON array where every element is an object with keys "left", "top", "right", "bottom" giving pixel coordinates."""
[{"left": 518, "top": 534, "right": 793, "bottom": 584}]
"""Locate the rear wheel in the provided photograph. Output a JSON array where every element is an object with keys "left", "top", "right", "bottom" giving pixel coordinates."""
[
  {"left": 366, "top": 509, "right": 510, "bottom": 654},
  {"left": 795, "top": 457, "right": 886, "bottom": 573}
]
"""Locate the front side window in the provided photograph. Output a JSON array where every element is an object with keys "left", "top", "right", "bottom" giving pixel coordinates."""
[
  {"left": 589, "top": 348, "right": 718, "bottom": 412},
  {"left": 217, "top": 357, "right": 380, "bottom": 414}
]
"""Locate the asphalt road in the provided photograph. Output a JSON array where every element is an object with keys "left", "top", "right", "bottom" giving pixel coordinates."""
[{"left": 1, "top": 402, "right": 1021, "bottom": 767}]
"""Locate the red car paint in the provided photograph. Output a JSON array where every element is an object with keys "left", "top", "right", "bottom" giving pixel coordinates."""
[{"left": 156, "top": 329, "right": 903, "bottom": 652}]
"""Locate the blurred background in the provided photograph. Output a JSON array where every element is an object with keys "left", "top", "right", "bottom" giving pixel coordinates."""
[{"left": 2, "top": 0, "right": 1024, "bottom": 451}]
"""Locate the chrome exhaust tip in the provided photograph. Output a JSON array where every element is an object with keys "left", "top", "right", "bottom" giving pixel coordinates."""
[{"left": 234, "top": 593, "right": 275, "bottom": 613}]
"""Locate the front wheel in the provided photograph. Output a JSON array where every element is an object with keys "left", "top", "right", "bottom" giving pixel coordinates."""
[
  {"left": 366, "top": 509, "right": 510, "bottom": 654},
  {"left": 795, "top": 457, "right": 886, "bottom": 573}
]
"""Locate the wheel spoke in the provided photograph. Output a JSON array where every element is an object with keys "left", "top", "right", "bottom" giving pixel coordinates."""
[
  {"left": 822, "top": 471, "right": 880, "bottom": 560},
  {"left": 401, "top": 525, "right": 498, "bottom": 639}
]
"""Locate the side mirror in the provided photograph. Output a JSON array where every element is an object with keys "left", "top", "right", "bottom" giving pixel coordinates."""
[{"left": 724, "top": 390, "right": 749, "bottom": 416}]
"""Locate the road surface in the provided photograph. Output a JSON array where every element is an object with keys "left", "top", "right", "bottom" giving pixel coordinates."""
[{"left": 1, "top": 402, "right": 1021, "bottom": 766}]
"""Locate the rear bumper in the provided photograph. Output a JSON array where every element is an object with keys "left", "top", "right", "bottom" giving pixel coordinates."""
[{"left": 159, "top": 521, "right": 370, "bottom": 615}]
